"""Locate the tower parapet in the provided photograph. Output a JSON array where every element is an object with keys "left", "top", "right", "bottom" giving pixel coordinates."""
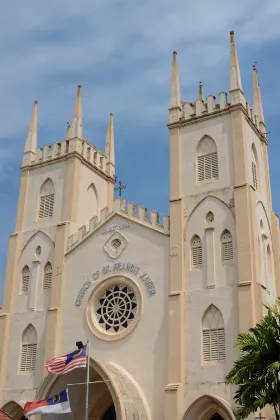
[
  {"left": 21, "top": 85, "right": 115, "bottom": 179},
  {"left": 23, "top": 136, "right": 111, "bottom": 178},
  {"left": 168, "top": 31, "right": 266, "bottom": 138}
]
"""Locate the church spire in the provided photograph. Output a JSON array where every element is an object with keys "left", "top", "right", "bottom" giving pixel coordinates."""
[
  {"left": 230, "top": 30, "right": 243, "bottom": 91},
  {"left": 169, "top": 51, "right": 181, "bottom": 109},
  {"left": 199, "top": 81, "right": 204, "bottom": 101},
  {"left": 70, "top": 85, "right": 82, "bottom": 139},
  {"left": 24, "top": 100, "right": 38, "bottom": 153},
  {"left": 253, "top": 64, "right": 265, "bottom": 130},
  {"left": 105, "top": 113, "right": 115, "bottom": 166}
]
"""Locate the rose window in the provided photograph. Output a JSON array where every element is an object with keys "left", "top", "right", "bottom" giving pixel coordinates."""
[{"left": 96, "top": 284, "right": 137, "bottom": 333}]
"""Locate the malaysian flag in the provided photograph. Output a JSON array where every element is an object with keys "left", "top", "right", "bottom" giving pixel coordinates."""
[{"left": 45, "top": 344, "right": 87, "bottom": 375}]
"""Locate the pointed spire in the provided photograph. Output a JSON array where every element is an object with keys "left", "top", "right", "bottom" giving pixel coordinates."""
[
  {"left": 169, "top": 51, "right": 181, "bottom": 109},
  {"left": 253, "top": 64, "right": 265, "bottom": 127},
  {"left": 229, "top": 30, "right": 243, "bottom": 92},
  {"left": 24, "top": 100, "right": 38, "bottom": 153},
  {"left": 70, "top": 85, "right": 82, "bottom": 138},
  {"left": 199, "top": 81, "right": 204, "bottom": 101},
  {"left": 105, "top": 113, "right": 115, "bottom": 165}
]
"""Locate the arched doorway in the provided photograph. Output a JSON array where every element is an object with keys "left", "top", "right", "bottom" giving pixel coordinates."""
[
  {"left": 37, "top": 358, "right": 151, "bottom": 420},
  {"left": 183, "top": 394, "right": 235, "bottom": 420},
  {"left": 40, "top": 363, "right": 117, "bottom": 420},
  {"left": 102, "top": 404, "right": 116, "bottom": 420}
]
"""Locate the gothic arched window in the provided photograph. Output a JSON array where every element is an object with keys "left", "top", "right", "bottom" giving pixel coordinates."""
[
  {"left": 85, "top": 183, "right": 98, "bottom": 221},
  {"left": 20, "top": 325, "right": 37, "bottom": 373},
  {"left": 202, "top": 305, "right": 226, "bottom": 363},
  {"left": 197, "top": 136, "right": 218, "bottom": 182},
  {"left": 252, "top": 145, "right": 258, "bottom": 190},
  {"left": 38, "top": 178, "right": 55, "bottom": 219},
  {"left": 221, "top": 230, "right": 233, "bottom": 263},
  {"left": 21, "top": 265, "right": 30, "bottom": 295},
  {"left": 191, "top": 235, "right": 203, "bottom": 269},
  {"left": 44, "top": 262, "right": 52, "bottom": 290}
]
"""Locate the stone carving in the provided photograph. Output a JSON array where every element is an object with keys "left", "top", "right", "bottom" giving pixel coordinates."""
[
  {"left": 56, "top": 266, "right": 63, "bottom": 276},
  {"left": 170, "top": 246, "right": 179, "bottom": 257},
  {"left": 228, "top": 198, "right": 235, "bottom": 208},
  {"left": 104, "top": 231, "right": 128, "bottom": 259}
]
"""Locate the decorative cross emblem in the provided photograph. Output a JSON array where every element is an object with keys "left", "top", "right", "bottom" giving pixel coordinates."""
[
  {"left": 114, "top": 177, "right": 126, "bottom": 197},
  {"left": 255, "top": 412, "right": 265, "bottom": 420}
]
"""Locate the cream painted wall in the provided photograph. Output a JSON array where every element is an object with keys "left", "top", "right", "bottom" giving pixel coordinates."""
[
  {"left": 244, "top": 124, "right": 269, "bottom": 213},
  {"left": 184, "top": 195, "right": 239, "bottom": 410},
  {"left": 23, "top": 162, "right": 68, "bottom": 231},
  {"left": 181, "top": 114, "right": 234, "bottom": 197},
  {"left": 63, "top": 215, "right": 169, "bottom": 420},
  {"left": 76, "top": 163, "right": 109, "bottom": 228}
]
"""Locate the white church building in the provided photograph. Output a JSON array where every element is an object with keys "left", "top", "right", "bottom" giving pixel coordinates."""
[{"left": 0, "top": 30, "right": 279, "bottom": 420}]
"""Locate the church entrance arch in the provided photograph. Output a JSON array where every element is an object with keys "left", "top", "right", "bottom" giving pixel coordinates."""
[
  {"left": 183, "top": 395, "right": 235, "bottom": 420},
  {"left": 36, "top": 358, "right": 150, "bottom": 420}
]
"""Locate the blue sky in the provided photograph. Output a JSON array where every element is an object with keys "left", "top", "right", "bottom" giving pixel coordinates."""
[{"left": 1, "top": 0, "right": 280, "bottom": 302}]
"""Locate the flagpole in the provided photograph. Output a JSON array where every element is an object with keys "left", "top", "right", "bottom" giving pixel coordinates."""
[{"left": 85, "top": 340, "right": 90, "bottom": 420}]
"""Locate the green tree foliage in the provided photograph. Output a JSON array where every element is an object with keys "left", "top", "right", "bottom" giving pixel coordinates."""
[{"left": 225, "top": 299, "right": 280, "bottom": 419}]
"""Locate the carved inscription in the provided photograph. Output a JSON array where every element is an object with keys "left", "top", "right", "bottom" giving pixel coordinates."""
[{"left": 75, "top": 262, "right": 156, "bottom": 306}]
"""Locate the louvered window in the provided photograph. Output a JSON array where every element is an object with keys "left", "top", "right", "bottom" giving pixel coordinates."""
[
  {"left": 21, "top": 266, "right": 30, "bottom": 294},
  {"left": 191, "top": 235, "right": 202, "bottom": 268},
  {"left": 202, "top": 305, "right": 226, "bottom": 363},
  {"left": 252, "top": 162, "right": 258, "bottom": 190},
  {"left": 39, "top": 194, "right": 54, "bottom": 219},
  {"left": 44, "top": 262, "right": 52, "bottom": 289},
  {"left": 221, "top": 230, "right": 233, "bottom": 262},
  {"left": 197, "top": 153, "right": 218, "bottom": 181},
  {"left": 38, "top": 178, "right": 55, "bottom": 220},
  {"left": 20, "top": 325, "right": 37, "bottom": 374},
  {"left": 197, "top": 136, "right": 219, "bottom": 183},
  {"left": 20, "top": 344, "right": 37, "bottom": 372},
  {"left": 203, "top": 329, "right": 226, "bottom": 362}
]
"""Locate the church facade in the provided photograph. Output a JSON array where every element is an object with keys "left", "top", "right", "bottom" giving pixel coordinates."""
[{"left": 0, "top": 30, "right": 279, "bottom": 420}]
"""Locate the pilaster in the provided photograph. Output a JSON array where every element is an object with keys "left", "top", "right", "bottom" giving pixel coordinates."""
[
  {"left": 165, "top": 127, "right": 185, "bottom": 420},
  {"left": 205, "top": 227, "right": 215, "bottom": 288},
  {"left": 231, "top": 108, "right": 261, "bottom": 330},
  {"left": 0, "top": 232, "right": 22, "bottom": 405},
  {"left": 15, "top": 170, "right": 29, "bottom": 232},
  {"left": 44, "top": 222, "right": 68, "bottom": 367},
  {"left": 29, "top": 261, "right": 40, "bottom": 311},
  {"left": 62, "top": 157, "right": 81, "bottom": 223}
]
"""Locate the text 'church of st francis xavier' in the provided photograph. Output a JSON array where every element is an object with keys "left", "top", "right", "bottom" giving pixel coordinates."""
[{"left": 0, "top": 31, "right": 279, "bottom": 420}]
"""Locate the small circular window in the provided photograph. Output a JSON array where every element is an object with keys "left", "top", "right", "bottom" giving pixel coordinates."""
[{"left": 87, "top": 277, "right": 141, "bottom": 341}]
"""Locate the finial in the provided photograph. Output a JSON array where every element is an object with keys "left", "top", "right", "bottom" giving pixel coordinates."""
[
  {"left": 24, "top": 100, "right": 38, "bottom": 153},
  {"left": 70, "top": 85, "right": 82, "bottom": 138},
  {"left": 66, "top": 122, "right": 71, "bottom": 139},
  {"left": 114, "top": 177, "right": 126, "bottom": 197},
  {"left": 230, "top": 29, "right": 243, "bottom": 93},
  {"left": 169, "top": 50, "right": 181, "bottom": 109},
  {"left": 105, "top": 113, "right": 115, "bottom": 166},
  {"left": 199, "top": 81, "right": 204, "bottom": 101}
]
